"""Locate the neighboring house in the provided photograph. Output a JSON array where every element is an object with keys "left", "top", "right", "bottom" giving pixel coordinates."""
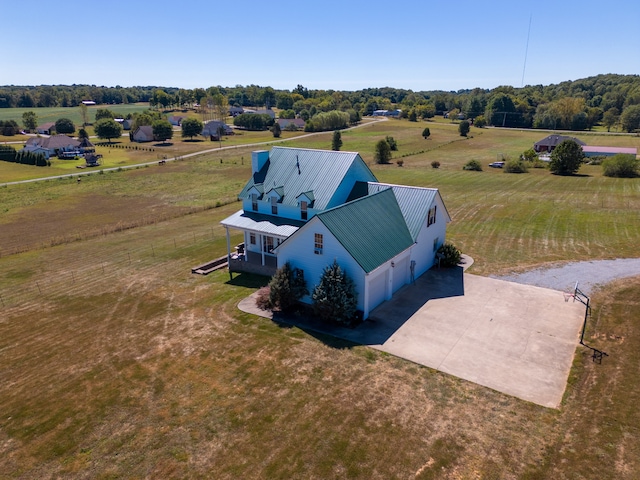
[
  {"left": 229, "top": 106, "right": 244, "bottom": 117},
  {"left": 122, "top": 119, "right": 134, "bottom": 130},
  {"left": 23, "top": 135, "right": 81, "bottom": 159},
  {"left": 582, "top": 146, "right": 638, "bottom": 157},
  {"left": 81, "top": 100, "right": 96, "bottom": 106},
  {"left": 252, "top": 109, "right": 275, "bottom": 119},
  {"left": 372, "top": 109, "right": 402, "bottom": 117},
  {"left": 533, "top": 135, "right": 586, "bottom": 153},
  {"left": 202, "top": 120, "right": 234, "bottom": 140},
  {"left": 36, "top": 122, "right": 56, "bottom": 135},
  {"left": 168, "top": 116, "right": 184, "bottom": 126},
  {"left": 220, "top": 147, "right": 450, "bottom": 319},
  {"left": 131, "top": 125, "right": 155, "bottom": 142},
  {"left": 276, "top": 118, "right": 306, "bottom": 130},
  {"left": 78, "top": 137, "right": 95, "bottom": 152}
]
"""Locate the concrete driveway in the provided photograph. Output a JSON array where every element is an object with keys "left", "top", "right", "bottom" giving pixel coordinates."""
[
  {"left": 238, "top": 267, "right": 585, "bottom": 408},
  {"left": 368, "top": 269, "right": 585, "bottom": 408}
]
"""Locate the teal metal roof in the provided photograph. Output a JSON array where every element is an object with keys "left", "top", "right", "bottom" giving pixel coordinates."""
[
  {"left": 238, "top": 147, "right": 376, "bottom": 210},
  {"left": 316, "top": 188, "right": 414, "bottom": 273},
  {"left": 369, "top": 182, "right": 451, "bottom": 240},
  {"left": 367, "top": 183, "right": 445, "bottom": 241}
]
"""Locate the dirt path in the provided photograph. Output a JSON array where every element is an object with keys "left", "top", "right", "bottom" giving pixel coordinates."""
[{"left": 492, "top": 258, "right": 640, "bottom": 295}]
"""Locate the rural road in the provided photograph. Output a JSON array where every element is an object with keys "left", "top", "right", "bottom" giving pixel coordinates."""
[{"left": 0, "top": 118, "right": 385, "bottom": 187}]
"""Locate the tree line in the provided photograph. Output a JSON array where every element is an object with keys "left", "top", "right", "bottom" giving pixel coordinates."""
[{"left": 1, "top": 74, "right": 640, "bottom": 132}]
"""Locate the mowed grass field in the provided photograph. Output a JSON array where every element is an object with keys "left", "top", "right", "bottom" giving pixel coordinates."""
[{"left": 1, "top": 119, "right": 640, "bottom": 478}]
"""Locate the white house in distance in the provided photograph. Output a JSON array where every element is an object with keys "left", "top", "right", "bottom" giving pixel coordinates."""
[{"left": 221, "top": 147, "right": 450, "bottom": 319}]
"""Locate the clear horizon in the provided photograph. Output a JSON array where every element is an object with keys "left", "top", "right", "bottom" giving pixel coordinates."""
[{"left": 3, "top": 0, "right": 638, "bottom": 92}]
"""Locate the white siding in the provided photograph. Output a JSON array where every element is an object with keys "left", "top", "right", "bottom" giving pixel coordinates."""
[
  {"left": 410, "top": 196, "right": 448, "bottom": 278},
  {"left": 277, "top": 218, "right": 367, "bottom": 313}
]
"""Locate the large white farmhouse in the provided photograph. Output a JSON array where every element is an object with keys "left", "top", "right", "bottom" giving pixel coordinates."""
[{"left": 221, "top": 147, "right": 450, "bottom": 319}]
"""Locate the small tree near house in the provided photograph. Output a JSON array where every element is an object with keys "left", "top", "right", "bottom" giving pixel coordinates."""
[
  {"left": 268, "top": 262, "right": 308, "bottom": 312},
  {"left": 422, "top": 127, "right": 430, "bottom": 139},
  {"left": 312, "top": 260, "right": 358, "bottom": 325}
]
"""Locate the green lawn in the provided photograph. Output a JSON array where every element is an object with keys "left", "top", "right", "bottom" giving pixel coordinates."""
[{"left": 1, "top": 118, "right": 640, "bottom": 478}]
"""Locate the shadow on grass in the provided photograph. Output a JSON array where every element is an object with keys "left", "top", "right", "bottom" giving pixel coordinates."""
[{"left": 225, "top": 272, "right": 270, "bottom": 289}]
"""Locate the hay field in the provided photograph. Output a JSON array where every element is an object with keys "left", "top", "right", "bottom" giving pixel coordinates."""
[{"left": 1, "top": 119, "right": 640, "bottom": 478}]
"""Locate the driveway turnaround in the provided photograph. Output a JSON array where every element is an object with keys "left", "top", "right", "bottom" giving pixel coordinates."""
[{"left": 238, "top": 267, "right": 585, "bottom": 408}]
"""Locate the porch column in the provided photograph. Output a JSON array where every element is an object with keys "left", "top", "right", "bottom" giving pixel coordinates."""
[
  {"left": 260, "top": 234, "right": 265, "bottom": 266},
  {"left": 225, "top": 226, "right": 232, "bottom": 280}
]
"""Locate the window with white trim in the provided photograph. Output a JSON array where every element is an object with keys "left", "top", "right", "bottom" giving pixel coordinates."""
[
  {"left": 251, "top": 193, "right": 258, "bottom": 211},
  {"left": 271, "top": 196, "right": 278, "bottom": 215},
  {"left": 263, "top": 236, "right": 274, "bottom": 253},
  {"left": 300, "top": 200, "right": 308, "bottom": 220},
  {"left": 249, "top": 233, "right": 256, "bottom": 245},
  {"left": 314, "top": 233, "right": 323, "bottom": 255}
]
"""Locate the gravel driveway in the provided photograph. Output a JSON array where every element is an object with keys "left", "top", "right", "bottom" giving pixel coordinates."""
[{"left": 492, "top": 258, "right": 640, "bottom": 295}]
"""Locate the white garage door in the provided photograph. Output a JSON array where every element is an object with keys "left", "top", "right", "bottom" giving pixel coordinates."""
[
  {"left": 368, "top": 270, "right": 388, "bottom": 312},
  {"left": 392, "top": 257, "right": 410, "bottom": 293}
]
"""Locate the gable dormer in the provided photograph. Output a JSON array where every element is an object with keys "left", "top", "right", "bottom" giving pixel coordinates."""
[
  {"left": 265, "top": 186, "right": 284, "bottom": 215},
  {"left": 246, "top": 184, "right": 264, "bottom": 211},
  {"left": 296, "top": 191, "right": 315, "bottom": 220}
]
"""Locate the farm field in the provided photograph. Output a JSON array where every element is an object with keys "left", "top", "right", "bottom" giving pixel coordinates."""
[{"left": 1, "top": 119, "right": 640, "bottom": 478}]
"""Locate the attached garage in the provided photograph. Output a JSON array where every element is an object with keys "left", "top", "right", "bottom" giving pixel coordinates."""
[
  {"left": 367, "top": 269, "right": 388, "bottom": 314},
  {"left": 392, "top": 256, "right": 410, "bottom": 293}
]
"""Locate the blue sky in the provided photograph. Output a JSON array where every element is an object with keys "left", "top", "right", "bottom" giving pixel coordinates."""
[{"left": 2, "top": 0, "right": 638, "bottom": 92}]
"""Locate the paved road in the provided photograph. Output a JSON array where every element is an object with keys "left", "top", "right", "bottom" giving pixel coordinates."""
[{"left": 0, "top": 118, "right": 385, "bottom": 187}]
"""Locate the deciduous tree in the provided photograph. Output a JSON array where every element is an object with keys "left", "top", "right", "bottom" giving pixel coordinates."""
[
  {"left": 94, "top": 119, "right": 122, "bottom": 143},
  {"left": 79, "top": 103, "right": 89, "bottom": 127},
  {"left": 181, "top": 117, "right": 203, "bottom": 140},
  {"left": 95, "top": 108, "right": 115, "bottom": 121},
  {"left": 602, "top": 108, "right": 620, "bottom": 132},
  {"left": 152, "top": 119, "right": 173, "bottom": 143},
  {"left": 22, "top": 111, "right": 37, "bottom": 132},
  {"left": 55, "top": 118, "right": 75, "bottom": 135},
  {"left": 422, "top": 127, "right": 431, "bottom": 139},
  {"left": 458, "top": 120, "right": 470, "bottom": 137},
  {"left": 549, "top": 139, "right": 584, "bottom": 175},
  {"left": 621, "top": 105, "right": 640, "bottom": 133}
]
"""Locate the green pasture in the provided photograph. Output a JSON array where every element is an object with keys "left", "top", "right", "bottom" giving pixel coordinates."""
[
  {"left": 1, "top": 118, "right": 640, "bottom": 478},
  {"left": 0, "top": 104, "right": 151, "bottom": 127}
]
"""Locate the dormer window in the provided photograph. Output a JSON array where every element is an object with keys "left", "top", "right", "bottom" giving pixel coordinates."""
[
  {"left": 300, "top": 201, "right": 308, "bottom": 220},
  {"left": 271, "top": 196, "right": 278, "bottom": 215},
  {"left": 251, "top": 193, "right": 258, "bottom": 211}
]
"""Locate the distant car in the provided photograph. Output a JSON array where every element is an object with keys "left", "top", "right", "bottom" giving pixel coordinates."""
[{"left": 489, "top": 161, "right": 505, "bottom": 168}]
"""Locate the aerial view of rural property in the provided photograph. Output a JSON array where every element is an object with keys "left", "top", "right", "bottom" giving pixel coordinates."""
[{"left": 1, "top": 1, "right": 640, "bottom": 479}]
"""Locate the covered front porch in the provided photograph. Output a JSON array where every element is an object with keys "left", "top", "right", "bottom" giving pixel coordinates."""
[{"left": 220, "top": 210, "right": 303, "bottom": 278}]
